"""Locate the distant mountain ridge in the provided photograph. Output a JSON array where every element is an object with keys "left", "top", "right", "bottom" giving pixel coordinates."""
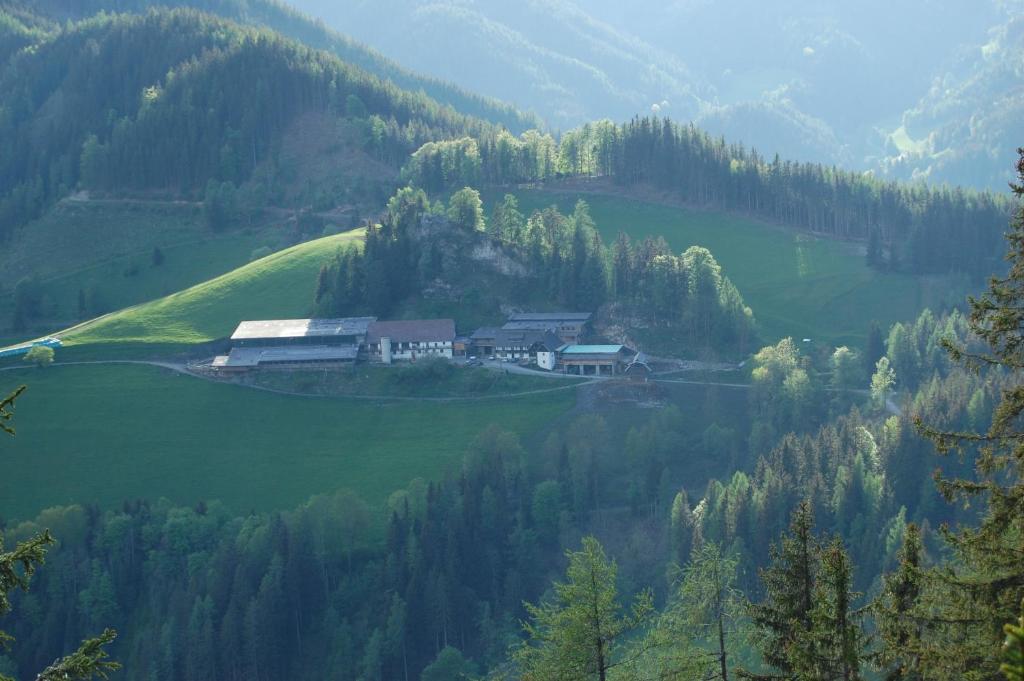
[
  {"left": 877, "top": 14, "right": 1024, "bottom": 189},
  {"left": 286, "top": 0, "right": 1023, "bottom": 190}
]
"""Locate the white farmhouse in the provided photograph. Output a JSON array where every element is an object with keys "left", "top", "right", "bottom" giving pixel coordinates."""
[{"left": 366, "top": 319, "right": 456, "bottom": 363}]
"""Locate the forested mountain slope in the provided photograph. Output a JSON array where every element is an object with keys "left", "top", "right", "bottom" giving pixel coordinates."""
[
  {"left": 880, "top": 14, "right": 1024, "bottom": 189},
  {"left": 0, "top": 7, "right": 508, "bottom": 240},
  {"left": 287, "top": 0, "right": 707, "bottom": 134},
  {"left": 404, "top": 118, "right": 1011, "bottom": 281},
  {"left": 290, "top": 0, "right": 1023, "bottom": 189},
  {"left": 4, "top": 0, "right": 536, "bottom": 132}
]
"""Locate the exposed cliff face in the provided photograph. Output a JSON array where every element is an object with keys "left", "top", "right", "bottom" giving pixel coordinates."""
[
  {"left": 469, "top": 239, "right": 528, "bottom": 277},
  {"left": 413, "top": 213, "right": 528, "bottom": 279}
]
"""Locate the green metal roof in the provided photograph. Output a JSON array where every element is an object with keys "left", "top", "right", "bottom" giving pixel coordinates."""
[{"left": 560, "top": 344, "right": 624, "bottom": 354}]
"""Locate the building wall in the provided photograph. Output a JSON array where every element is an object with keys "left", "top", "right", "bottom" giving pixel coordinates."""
[
  {"left": 368, "top": 340, "right": 453, "bottom": 361},
  {"left": 495, "top": 345, "right": 531, "bottom": 359},
  {"left": 537, "top": 351, "right": 556, "bottom": 371},
  {"left": 235, "top": 334, "right": 365, "bottom": 348}
]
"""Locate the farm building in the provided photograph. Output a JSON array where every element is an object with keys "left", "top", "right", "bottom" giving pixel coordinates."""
[
  {"left": 214, "top": 317, "right": 375, "bottom": 371},
  {"left": 469, "top": 328, "right": 562, "bottom": 363},
  {"left": 212, "top": 345, "right": 360, "bottom": 372},
  {"left": 503, "top": 312, "right": 592, "bottom": 344},
  {"left": 558, "top": 344, "right": 632, "bottom": 376},
  {"left": 366, "top": 319, "right": 456, "bottom": 363},
  {"left": 453, "top": 336, "right": 471, "bottom": 357},
  {"left": 230, "top": 318, "right": 376, "bottom": 347}
]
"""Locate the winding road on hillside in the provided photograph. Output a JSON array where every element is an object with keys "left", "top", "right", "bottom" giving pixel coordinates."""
[
  {"left": 0, "top": 358, "right": 903, "bottom": 415},
  {"left": 0, "top": 359, "right": 600, "bottom": 402}
]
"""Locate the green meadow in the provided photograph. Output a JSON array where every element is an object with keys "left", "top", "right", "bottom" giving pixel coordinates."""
[
  {"left": 63, "top": 229, "right": 363, "bottom": 350},
  {"left": 487, "top": 189, "right": 971, "bottom": 348},
  {"left": 0, "top": 201, "right": 296, "bottom": 340},
  {"left": 0, "top": 363, "right": 574, "bottom": 522}
]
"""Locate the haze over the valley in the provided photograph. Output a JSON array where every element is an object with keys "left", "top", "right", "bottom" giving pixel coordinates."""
[{"left": 288, "top": 0, "right": 1024, "bottom": 190}]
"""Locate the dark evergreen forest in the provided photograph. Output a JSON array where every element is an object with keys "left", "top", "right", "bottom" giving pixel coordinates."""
[
  {"left": 0, "top": 8, "right": 509, "bottom": 241},
  {"left": 0, "top": 1, "right": 1012, "bottom": 285},
  {"left": 6, "top": 0, "right": 537, "bottom": 132},
  {"left": 404, "top": 120, "right": 1012, "bottom": 280}
]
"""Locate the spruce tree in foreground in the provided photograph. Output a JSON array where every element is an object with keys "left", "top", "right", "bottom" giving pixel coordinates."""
[
  {"left": 873, "top": 523, "right": 925, "bottom": 681},
  {"left": 1003, "top": 601, "right": 1024, "bottom": 681},
  {"left": 910, "top": 149, "right": 1024, "bottom": 679},
  {"left": 514, "top": 537, "right": 653, "bottom": 681},
  {"left": 794, "top": 538, "right": 865, "bottom": 681},
  {"left": 744, "top": 501, "right": 819, "bottom": 680},
  {"left": 744, "top": 502, "right": 867, "bottom": 681}
]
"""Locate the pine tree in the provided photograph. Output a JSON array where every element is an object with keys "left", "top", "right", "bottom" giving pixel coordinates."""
[
  {"left": 913, "top": 149, "right": 1024, "bottom": 679},
  {"left": 864, "top": 321, "right": 886, "bottom": 381},
  {"left": 744, "top": 501, "right": 819, "bottom": 680},
  {"left": 612, "top": 232, "right": 632, "bottom": 299},
  {"left": 0, "top": 386, "right": 26, "bottom": 436},
  {"left": 652, "top": 541, "right": 746, "bottom": 681},
  {"left": 873, "top": 524, "right": 925, "bottom": 681},
  {"left": 795, "top": 538, "right": 865, "bottom": 681},
  {"left": 1003, "top": 600, "right": 1024, "bottom": 681},
  {"left": 514, "top": 537, "right": 654, "bottom": 681}
]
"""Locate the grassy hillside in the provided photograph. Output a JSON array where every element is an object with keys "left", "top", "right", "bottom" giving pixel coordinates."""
[
  {"left": 0, "top": 363, "right": 573, "bottom": 521},
  {"left": 0, "top": 199, "right": 298, "bottom": 335},
  {"left": 488, "top": 189, "right": 971, "bottom": 348},
  {"left": 62, "top": 229, "right": 364, "bottom": 349}
]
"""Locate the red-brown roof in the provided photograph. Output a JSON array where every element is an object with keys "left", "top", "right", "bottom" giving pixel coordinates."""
[{"left": 367, "top": 319, "right": 456, "bottom": 344}]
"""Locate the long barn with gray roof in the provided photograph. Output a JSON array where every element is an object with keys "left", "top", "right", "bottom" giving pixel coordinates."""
[{"left": 503, "top": 312, "right": 591, "bottom": 343}]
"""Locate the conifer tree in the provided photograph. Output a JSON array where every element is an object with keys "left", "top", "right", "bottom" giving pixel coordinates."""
[
  {"left": 912, "top": 149, "right": 1024, "bottom": 679},
  {"left": 873, "top": 523, "right": 925, "bottom": 681},
  {"left": 744, "top": 501, "right": 819, "bottom": 680},
  {"left": 1003, "top": 601, "right": 1024, "bottom": 681},
  {"left": 0, "top": 386, "right": 25, "bottom": 436},
  {"left": 514, "top": 537, "right": 654, "bottom": 681},
  {"left": 795, "top": 538, "right": 865, "bottom": 681},
  {"left": 651, "top": 541, "right": 746, "bottom": 681}
]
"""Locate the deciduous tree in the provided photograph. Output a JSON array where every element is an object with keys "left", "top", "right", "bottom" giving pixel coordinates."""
[{"left": 24, "top": 345, "right": 54, "bottom": 368}]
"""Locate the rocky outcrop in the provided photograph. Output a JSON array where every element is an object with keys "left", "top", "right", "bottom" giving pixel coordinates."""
[{"left": 469, "top": 240, "right": 528, "bottom": 276}]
